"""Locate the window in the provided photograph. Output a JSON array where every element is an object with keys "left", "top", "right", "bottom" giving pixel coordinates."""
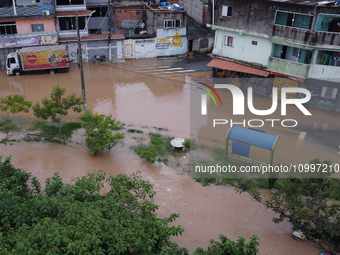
[
  {"left": 31, "top": 23, "right": 44, "bottom": 32},
  {"left": 59, "top": 17, "right": 85, "bottom": 31},
  {"left": 292, "top": 47, "right": 299, "bottom": 57},
  {"left": 224, "top": 36, "right": 233, "bottom": 46},
  {"left": 222, "top": 5, "right": 233, "bottom": 17},
  {"left": 56, "top": 0, "right": 84, "bottom": 5},
  {"left": 275, "top": 11, "right": 312, "bottom": 29},
  {"left": 272, "top": 44, "right": 313, "bottom": 64},
  {"left": 136, "top": 11, "right": 141, "bottom": 16},
  {"left": 88, "top": 7, "right": 108, "bottom": 17},
  {"left": 0, "top": 21, "right": 17, "bottom": 35},
  {"left": 164, "top": 19, "right": 181, "bottom": 28},
  {"left": 315, "top": 14, "right": 340, "bottom": 32},
  {"left": 251, "top": 41, "right": 258, "bottom": 46},
  {"left": 321, "top": 87, "right": 338, "bottom": 99}
]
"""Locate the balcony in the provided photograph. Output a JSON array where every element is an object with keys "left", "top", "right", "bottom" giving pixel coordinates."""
[
  {"left": 268, "top": 57, "right": 310, "bottom": 79},
  {"left": 55, "top": 0, "right": 86, "bottom": 12},
  {"left": 308, "top": 64, "right": 340, "bottom": 82}
]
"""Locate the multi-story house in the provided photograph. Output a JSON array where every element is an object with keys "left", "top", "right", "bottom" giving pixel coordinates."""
[
  {"left": 0, "top": 0, "right": 57, "bottom": 67},
  {"left": 208, "top": 0, "right": 340, "bottom": 111},
  {"left": 56, "top": 0, "right": 125, "bottom": 62},
  {"left": 114, "top": 3, "right": 188, "bottom": 59}
]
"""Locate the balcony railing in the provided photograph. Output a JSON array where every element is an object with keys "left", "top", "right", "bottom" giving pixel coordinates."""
[{"left": 268, "top": 57, "right": 310, "bottom": 79}]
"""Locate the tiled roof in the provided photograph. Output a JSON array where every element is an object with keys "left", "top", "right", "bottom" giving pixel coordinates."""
[
  {"left": 207, "top": 58, "right": 270, "bottom": 77},
  {"left": 0, "top": 4, "right": 54, "bottom": 18},
  {"left": 56, "top": 10, "right": 93, "bottom": 17},
  {"left": 58, "top": 33, "right": 124, "bottom": 41}
]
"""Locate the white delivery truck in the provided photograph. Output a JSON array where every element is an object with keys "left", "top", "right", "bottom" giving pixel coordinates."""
[{"left": 6, "top": 45, "right": 69, "bottom": 76}]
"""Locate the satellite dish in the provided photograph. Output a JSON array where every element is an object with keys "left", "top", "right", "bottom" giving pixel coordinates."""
[{"left": 212, "top": 49, "right": 218, "bottom": 54}]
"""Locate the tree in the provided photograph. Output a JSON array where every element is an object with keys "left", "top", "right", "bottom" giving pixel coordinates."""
[
  {"left": 194, "top": 235, "right": 259, "bottom": 255},
  {"left": 0, "top": 156, "right": 188, "bottom": 254},
  {"left": 33, "top": 85, "right": 83, "bottom": 135},
  {"left": 237, "top": 158, "right": 340, "bottom": 254},
  {"left": 81, "top": 109, "right": 124, "bottom": 156},
  {"left": 0, "top": 94, "right": 32, "bottom": 135}
]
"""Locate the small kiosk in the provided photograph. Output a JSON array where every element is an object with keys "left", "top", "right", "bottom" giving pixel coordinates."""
[{"left": 226, "top": 126, "right": 279, "bottom": 165}]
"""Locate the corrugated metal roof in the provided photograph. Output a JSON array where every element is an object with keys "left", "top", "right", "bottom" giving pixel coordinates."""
[
  {"left": 207, "top": 58, "right": 270, "bottom": 77},
  {"left": 0, "top": 4, "right": 54, "bottom": 18},
  {"left": 19, "top": 45, "right": 67, "bottom": 53}
]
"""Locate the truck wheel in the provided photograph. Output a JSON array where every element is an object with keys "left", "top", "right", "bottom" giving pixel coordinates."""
[
  {"left": 49, "top": 69, "right": 55, "bottom": 75},
  {"left": 13, "top": 70, "right": 21, "bottom": 76}
]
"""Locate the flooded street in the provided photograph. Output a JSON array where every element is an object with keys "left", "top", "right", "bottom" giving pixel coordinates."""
[{"left": 0, "top": 58, "right": 334, "bottom": 254}]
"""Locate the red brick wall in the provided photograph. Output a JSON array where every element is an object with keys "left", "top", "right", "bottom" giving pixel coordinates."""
[
  {"left": 202, "top": 5, "right": 208, "bottom": 26},
  {"left": 114, "top": 8, "right": 143, "bottom": 27}
]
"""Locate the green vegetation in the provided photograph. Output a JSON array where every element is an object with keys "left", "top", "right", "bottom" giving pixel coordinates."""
[
  {"left": 132, "top": 132, "right": 175, "bottom": 164},
  {"left": 0, "top": 155, "right": 260, "bottom": 254},
  {"left": 194, "top": 235, "right": 259, "bottom": 255},
  {"left": 183, "top": 138, "right": 197, "bottom": 151},
  {"left": 0, "top": 94, "right": 32, "bottom": 135},
  {"left": 153, "top": 127, "right": 169, "bottom": 132},
  {"left": 33, "top": 85, "right": 83, "bottom": 135},
  {"left": 0, "top": 156, "right": 188, "bottom": 254},
  {"left": 81, "top": 110, "right": 124, "bottom": 156},
  {"left": 29, "top": 120, "right": 81, "bottom": 139},
  {"left": 237, "top": 158, "right": 339, "bottom": 254},
  {"left": 127, "top": 129, "right": 143, "bottom": 134}
]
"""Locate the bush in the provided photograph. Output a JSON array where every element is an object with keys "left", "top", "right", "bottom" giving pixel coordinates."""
[{"left": 194, "top": 235, "right": 259, "bottom": 255}]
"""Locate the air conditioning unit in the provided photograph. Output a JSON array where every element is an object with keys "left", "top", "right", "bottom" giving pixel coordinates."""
[{"left": 42, "top": 10, "right": 50, "bottom": 16}]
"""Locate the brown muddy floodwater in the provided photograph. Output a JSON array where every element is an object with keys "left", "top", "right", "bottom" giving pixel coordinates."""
[{"left": 0, "top": 59, "right": 328, "bottom": 254}]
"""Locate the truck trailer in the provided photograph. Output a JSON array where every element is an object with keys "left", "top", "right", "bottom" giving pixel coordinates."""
[{"left": 6, "top": 45, "right": 69, "bottom": 76}]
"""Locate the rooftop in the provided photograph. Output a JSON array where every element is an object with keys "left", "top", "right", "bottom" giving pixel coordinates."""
[
  {"left": 268, "top": 0, "right": 340, "bottom": 6},
  {"left": 0, "top": 4, "right": 54, "bottom": 19}
]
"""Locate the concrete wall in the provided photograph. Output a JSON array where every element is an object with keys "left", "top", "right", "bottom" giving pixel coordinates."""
[
  {"left": 123, "top": 38, "right": 155, "bottom": 59},
  {"left": 63, "top": 38, "right": 124, "bottom": 62},
  {"left": 214, "top": 0, "right": 340, "bottom": 47},
  {"left": 214, "top": 30, "right": 272, "bottom": 67},
  {"left": 16, "top": 0, "right": 53, "bottom": 6},
  {"left": 268, "top": 57, "right": 310, "bottom": 79},
  {"left": 16, "top": 19, "right": 56, "bottom": 34},
  {"left": 155, "top": 27, "right": 187, "bottom": 56},
  {"left": 192, "top": 36, "right": 214, "bottom": 52},
  {"left": 308, "top": 64, "right": 340, "bottom": 83},
  {"left": 178, "top": 0, "right": 204, "bottom": 25}
]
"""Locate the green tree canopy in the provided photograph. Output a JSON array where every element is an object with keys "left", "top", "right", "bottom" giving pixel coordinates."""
[
  {"left": 238, "top": 158, "right": 339, "bottom": 254},
  {"left": 0, "top": 94, "right": 32, "bottom": 134},
  {"left": 81, "top": 109, "right": 124, "bottom": 156},
  {"left": 0, "top": 156, "right": 187, "bottom": 254},
  {"left": 33, "top": 85, "right": 83, "bottom": 135}
]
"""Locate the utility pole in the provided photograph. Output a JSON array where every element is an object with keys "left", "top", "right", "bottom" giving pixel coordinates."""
[
  {"left": 76, "top": 11, "right": 87, "bottom": 113},
  {"left": 108, "top": 0, "right": 112, "bottom": 62}
]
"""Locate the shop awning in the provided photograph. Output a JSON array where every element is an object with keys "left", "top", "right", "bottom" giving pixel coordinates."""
[{"left": 207, "top": 58, "right": 270, "bottom": 77}]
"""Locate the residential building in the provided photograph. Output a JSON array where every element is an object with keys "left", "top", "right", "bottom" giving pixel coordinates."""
[
  {"left": 115, "top": 2, "right": 188, "bottom": 59},
  {"left": 56, "top": 0, "right": 125, "bottom": 62},
  {"left": 0, "top": 0, "right": 57, "bottom": 67},
  {"left": 208, "top": 0, "right": 340, "bottom": 111}
]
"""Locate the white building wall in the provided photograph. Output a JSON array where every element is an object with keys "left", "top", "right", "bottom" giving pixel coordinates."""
[
  {"left": 123, "top": 39, "right": 155, "bottom": 59},
  {"left": 214, "top": 30, "right": 272, "bottom": 67},
  {"left": 308, "top": 64, "right": 340, "bottom": 83},
  {"left": 155, "top": 28, "right": 187, "bottom": 57}
]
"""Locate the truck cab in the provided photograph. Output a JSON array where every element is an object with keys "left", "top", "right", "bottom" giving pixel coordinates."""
[{"left": 6, "top": 52, "right": 22, "bottom": 76}]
